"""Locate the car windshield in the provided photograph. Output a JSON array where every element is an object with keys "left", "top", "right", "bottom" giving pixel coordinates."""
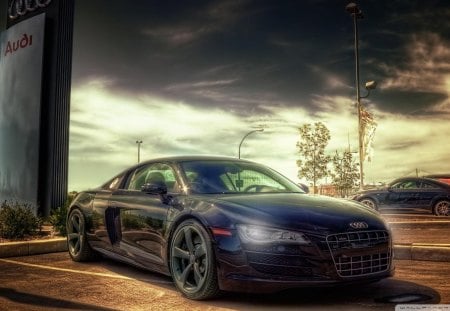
[{"left": 180, "top": 160, "right": 304, "bottom": 194}]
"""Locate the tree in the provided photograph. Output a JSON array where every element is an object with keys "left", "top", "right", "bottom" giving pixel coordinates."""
[
  {"left": 296, "top": 122, "right": 331, "bottom": 194},
  {"left": 331, "top": 150, "right": 360, "bottom": 198}
]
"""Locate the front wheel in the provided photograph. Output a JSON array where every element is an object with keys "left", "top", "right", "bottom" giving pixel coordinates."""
[
  {"left": 433, "top": 200, "right": 450, "bottom": 216},
  {"left": 170, "top": 219, "right": 220, "bottom": 300},
  {"left": 359, "top": 198, "right": 378, "bottom": 210},
  {"left": 67, "top": 208, "right": 98, "bottom": 261}
]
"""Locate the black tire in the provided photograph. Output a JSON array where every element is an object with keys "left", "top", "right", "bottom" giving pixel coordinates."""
[
  {"left": 359, "top": 198, "right": 377, "bottom": 210},
  {"left": 433, "top": 200, "right": 450, "bottom": 216},
  {"left": 67, "top": 208, "right": 98, "bottom": 261},
  {"left": 169, "top": 219, "right": 220, "bottom": 300}
]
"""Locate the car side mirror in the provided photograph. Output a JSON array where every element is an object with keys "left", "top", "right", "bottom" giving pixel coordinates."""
[{"left": 141, "top": 182, "right": 168, "bottom": 195}]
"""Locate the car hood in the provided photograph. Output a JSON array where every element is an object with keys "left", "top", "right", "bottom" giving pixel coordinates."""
[{"left": 206, "top": 193, "right": 387, "bottom": 234}]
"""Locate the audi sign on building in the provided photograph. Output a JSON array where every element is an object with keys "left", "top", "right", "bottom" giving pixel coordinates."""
[
  {"left": 0, "top": 0, "right": 74, "bottom": 215},
  {"left": 0, "top": 13, "right": 45, "bottom": 209},
  {"left": 7, "top": 0, "right": 52, "bottom": 20}
]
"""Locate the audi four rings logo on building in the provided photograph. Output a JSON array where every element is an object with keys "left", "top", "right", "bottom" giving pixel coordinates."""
[
  {"left": 8, "top": 0, "right": 52, "bottom": 20},
  {"left": 349, "top": 222, "right": 369, "bottom": 229}
]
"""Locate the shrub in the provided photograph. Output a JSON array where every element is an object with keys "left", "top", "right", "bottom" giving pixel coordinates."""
[
  {"left": 0, "top": 201, "right": 42, "bottom": 239},
  {"left": 49, "top": 200, "right": 69, "bottom": 236},
  {"left": 49, "top": 192, "right": 77, "bottom": 236}
]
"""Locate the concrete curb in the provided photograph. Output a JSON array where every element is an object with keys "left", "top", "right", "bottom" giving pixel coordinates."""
[
  {"left": 393, "top": 243, "right": 450, "bottom": 262},
  {"left": 1, "top": 238, "right": 449, "bottom": 262},
  {"left": 389, "top": 221, "right": 450, "bottom": 229},
  {"left": 0, "top": 238, "right": 67, "bottom": 258}
]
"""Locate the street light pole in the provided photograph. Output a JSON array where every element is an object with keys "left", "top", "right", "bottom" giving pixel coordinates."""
[
  {"left": 238, "top": 129, "right": 264, "bottom": 159},
  {"left": 346, "top": 2, "right": 365, "bottom": 190},
  {"left": 136, "top": 140, "right": 143, "bottom": 163}
]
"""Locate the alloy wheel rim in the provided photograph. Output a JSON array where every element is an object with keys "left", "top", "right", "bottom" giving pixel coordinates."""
[
  {"left": 171, "top": 225, "right": 208, "bottom": 293},
  {"left": 361, "top": 199, "right": 375, "bottom": 209},
  {"left": 436, "top": 201, "right": 449, "bottom": 216},
  {"left": 67, "top": 212, "right": 83, "bottom": 256}
]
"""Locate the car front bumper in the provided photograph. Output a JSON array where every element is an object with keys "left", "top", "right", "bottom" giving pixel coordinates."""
[{"left": 214, "top": 229, "right": 394, "bottom": 293}]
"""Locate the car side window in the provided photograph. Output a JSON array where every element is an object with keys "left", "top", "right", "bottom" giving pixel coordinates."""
[
  {"left": 420, "top": 182, "right": 439, "bottom": 189},
  {"left": 126, "top": 163, "right": 181, "bottom": 193},
  {"left": 391, "top": 181, "right": 404, "bottom": 189},
  {"left": 392, "top": 180, "right": 419, "bottom": 189},
  {"left": 127, "top": 167, "right": 150, "bottom": 190},
  {"left": 102, "top": 175, "right": 123, "bottom": 190},
  {"left": 406, "top": 181, "right": 418, "bottom": 189}
]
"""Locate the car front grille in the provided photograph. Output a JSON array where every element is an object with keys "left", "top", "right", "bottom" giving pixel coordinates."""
[
  {"left": 249, "top": 261, "right": 313, "bottom": 276},
  {"left": 326, "top": 230, "right": 391, "bottom": 277},
  {"left": 243, "top": 245, "right": 316, "bottom": 277}
]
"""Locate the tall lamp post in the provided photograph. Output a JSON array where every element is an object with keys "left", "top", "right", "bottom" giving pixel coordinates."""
[
  {"left": 346, "top": 2, "right": 376, "bottom": 190},
  {"left": 136, "top": 140, "right": 143, "bottom": 163},
  {"left": 238, "top": 129, "right": 264, "bottom": 159}
]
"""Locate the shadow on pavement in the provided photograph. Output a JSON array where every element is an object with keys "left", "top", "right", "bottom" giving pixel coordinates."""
[
  {"left": 96, "top": 256, "right": 175, "bottom": 289},
  {"left": 0, "top": 287, "right": 117, "bottom": 311},
  {"left": 95, "top": 255, "right": 441, "bottom": 310},
  {"left": 202, "top": 278, "right": 440, "bottom": 310}
]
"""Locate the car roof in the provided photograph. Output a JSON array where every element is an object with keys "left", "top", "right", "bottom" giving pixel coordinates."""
[
  {"left": 423, "top": 174, "right": 450, "bottom": 178},
  {"left": 422, "top": 175, "right": 450, "bottom": 185},
  {"left": 390, "top": 177, "right": 450, "bottom": 188},
  {"left": 138, "top": 155, "right": 255, "bottom": 165},
  {"left": 114, "top": 155, "right": 258, "bottom": 177},
  {"left": 100, "top": 155, "right": 268, "bottom": 189}
]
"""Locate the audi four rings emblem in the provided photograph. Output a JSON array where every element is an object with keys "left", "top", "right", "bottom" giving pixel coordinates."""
[
  {"left": 8, "top": 0, "right": 52, "bottom": 20},
  {"left": 349, "top": 222, "right": 369, "bottom": 229}
]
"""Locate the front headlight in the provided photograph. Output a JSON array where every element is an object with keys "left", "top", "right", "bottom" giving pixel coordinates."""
[{"left": 236, "top": 224, "right": 310, "bottom": 245}]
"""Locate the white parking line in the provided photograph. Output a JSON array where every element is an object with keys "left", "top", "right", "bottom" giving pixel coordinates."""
[{"left": 0, "top": 258, "right": 173, "bottom": 284}]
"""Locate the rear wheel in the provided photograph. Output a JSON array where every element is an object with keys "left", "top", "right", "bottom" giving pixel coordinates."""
[
  {"left": 170, "top": 219, "right": 220, "bottom": 300},
  {"left": 67, "top": 208, "right": 98, "bottom": 261},
  {"left": 433, "top": 200, "right": 450, "bottom": 216},
  {"left": 360, "top": 198, "right": 377, "bottom": 210}
]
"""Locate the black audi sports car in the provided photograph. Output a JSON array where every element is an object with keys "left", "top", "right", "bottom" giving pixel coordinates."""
[
  {"left": 352, "top": 177, "right": 450, "bottom": 216},
  {"left": 67, "top": 156, "right": 394, "bottom": 300}
]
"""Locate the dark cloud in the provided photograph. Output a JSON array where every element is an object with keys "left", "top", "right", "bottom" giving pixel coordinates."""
[
  {"left": 1, "top": 0, "right": 448, "bottom": 113},
  {"left": 66, "top": 0, "right": 450, "bottom": 115},
  {"left": 70, "top": 2, "right": 345, "bottom": 107},
  {"left": 1, "top": 0, "right": 450, "bottom": 189},
  {"left": 374, "top": 90, "right": 447, "bottom": 115}
]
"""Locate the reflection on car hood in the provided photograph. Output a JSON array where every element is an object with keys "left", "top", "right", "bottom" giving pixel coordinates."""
[{"left": 209, "top": 193, "right": 387, "bottom": 234}]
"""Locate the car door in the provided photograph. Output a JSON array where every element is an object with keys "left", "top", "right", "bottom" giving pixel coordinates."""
[
  {"left": 107, "top": 162, "right": 181, "bottom": 268},
  {"left": 91, "top": 175, "right": 124, "bottom": 251},
  {"left": 385, "top": 179, "right": 420, "bottom": 209},
  {"left": 415, "top": 181, "right": 442, "bottom": 209}
]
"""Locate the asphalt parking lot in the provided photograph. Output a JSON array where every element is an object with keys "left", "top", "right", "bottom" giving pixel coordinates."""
[
  {"left": 0, "top": 252, "right": 449, "bottom": 311},
  {"left": 0, "top": 213, "right": 449, "bottom": 310}
]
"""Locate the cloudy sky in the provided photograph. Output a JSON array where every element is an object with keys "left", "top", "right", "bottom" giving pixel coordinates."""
[{"left": 2, "top": 0, "right": 450, "bottom": 191}]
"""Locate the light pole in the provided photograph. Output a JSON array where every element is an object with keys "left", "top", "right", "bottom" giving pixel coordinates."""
[
  {"left": 136, "top": 140, "right": 143, "bottom": 163},
  {"left": 238, "top": 129, "right": 264, "bottom": 159},
  {"left": 346, "top": 2, "right": 376, "bottom": 190}
]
